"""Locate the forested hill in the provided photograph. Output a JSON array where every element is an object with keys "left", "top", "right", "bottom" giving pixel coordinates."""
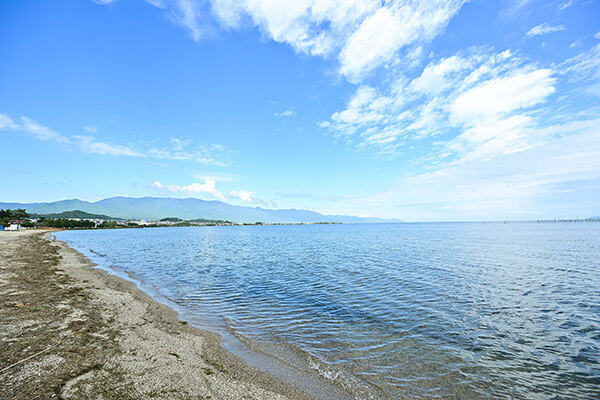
[{"left": 29, "top": 210, "right": 120, "bottom": 220}]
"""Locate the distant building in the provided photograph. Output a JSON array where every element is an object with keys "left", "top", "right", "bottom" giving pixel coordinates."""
[{"left": 6, "top": 220, "right": 21, "bottom": 231}]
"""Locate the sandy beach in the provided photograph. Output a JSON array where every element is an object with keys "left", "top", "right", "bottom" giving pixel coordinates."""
[{"left": 0, "top": 230, "right": 315, "bottom": 400}]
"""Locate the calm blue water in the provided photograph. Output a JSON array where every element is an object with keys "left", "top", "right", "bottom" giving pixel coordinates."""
[{"left": 57, "top": 223, "right": 600, "bottom": 399}]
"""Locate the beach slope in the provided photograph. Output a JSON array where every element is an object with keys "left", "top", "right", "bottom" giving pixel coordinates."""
[{"left": 0, "top": 231, "right": 311, "bottom": 400}]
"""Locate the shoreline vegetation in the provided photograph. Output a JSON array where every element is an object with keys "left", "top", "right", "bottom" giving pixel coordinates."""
[
  {"left": 1, "top": 209, "right": 342, "bottom": 230},
  {"left": 0, "top": 230, "right": 326, "bottom": 399}
]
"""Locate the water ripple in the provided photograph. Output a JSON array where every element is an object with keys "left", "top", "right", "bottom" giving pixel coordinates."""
[{"left": 58, "top": 223, "right": 600, "bottom": 399}]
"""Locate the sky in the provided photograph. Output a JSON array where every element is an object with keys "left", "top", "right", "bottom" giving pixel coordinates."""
[{"left": 1, "top": 0, "right": 599, "bottom": 221}]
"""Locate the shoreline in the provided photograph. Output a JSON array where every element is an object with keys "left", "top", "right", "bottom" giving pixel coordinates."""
[{"left": 0, "top": 230, "right": 348, "bottom": 399}]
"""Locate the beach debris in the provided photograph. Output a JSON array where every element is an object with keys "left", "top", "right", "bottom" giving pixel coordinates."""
[{"left": 8, "top": 301, "right": 30, "bottom": 307}]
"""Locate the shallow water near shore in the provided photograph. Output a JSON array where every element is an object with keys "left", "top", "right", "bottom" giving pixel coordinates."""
[{"left": 57, "top": 222, "right": 600, "bottom": 399}]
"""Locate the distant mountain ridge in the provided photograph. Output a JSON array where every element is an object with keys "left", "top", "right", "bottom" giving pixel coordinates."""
[{"left": 0, "top": 196, "right": 402, "bottom": 224}]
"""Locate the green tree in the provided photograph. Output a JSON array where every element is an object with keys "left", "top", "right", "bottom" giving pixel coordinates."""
[{"left": 0, "top": 209, "right": 30, "bottom": 226}]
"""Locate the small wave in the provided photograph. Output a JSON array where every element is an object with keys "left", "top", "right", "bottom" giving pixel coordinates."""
[{"left": 305, "top": 353, "right": 386, "bottom": 400}]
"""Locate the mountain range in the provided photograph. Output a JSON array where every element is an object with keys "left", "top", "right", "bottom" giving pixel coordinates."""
[{"left": 0, "top": 197, "right": 401, "bottom": 224}]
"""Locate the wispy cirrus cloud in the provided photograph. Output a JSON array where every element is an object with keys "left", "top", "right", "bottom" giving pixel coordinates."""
[
  {"left": 148, "top": 142, "right": 232, "bottom": 166},
  {"left": 346, "top": 117, "right": 600, "bottom": 220},
  {"left": 526, "top": 23, "right": 565, "bottom": 38},
  {"left": 0, "top": 114, "right": 17, "bottom": 130},
  {"left": 73, "top": 135, "right": 143, "bottom": 157},
  {"left": 1, "top": 114, "right": 143, "bottom": 156},
  {"left": 559, "top": 1, "right": 573, "bottom": 11},
  {"left": 559, "top": 43, "right": 600, "bottom": 81},
  {"left": 0, "top": 113, "right": 232, "bottom": 166},
  {"left": 274, "top": 109, "right": 296, "bottom": 118},
  {"left": 171, "top": 0, "right": 213, "bottom": 41},
  {"left": 19, "top": 116, "right": 67, "bottom": 142}
]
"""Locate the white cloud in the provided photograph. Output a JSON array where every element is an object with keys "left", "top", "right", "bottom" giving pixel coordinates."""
[
  {"left": 20, "top": 117, "right": 65, "bottom": 141},
  {"left": 194, "top": 172, "right": 238, "bottom": 182},
  {"left": 0, "top": 113, "right": 17, "bottom": 130},
  {"left": 437, "top": 68, "right": 556, "bottom": 163},
  {"left": 212, "top": 0, "right": 378, "bottom": 57},
  {"left": 151, "top": 180, "right": 260, "bottom": 203},
  {"left": 148, "top": 143, "right": 232, "bottom": 166},
  {"left": 339, "top": 1, "right": 466, "bottom": 80},
  {"left": 73, "top": 135, "right": 143, "bottom": 157},
  {"left": 559, "top": 1, "right": 573, "bottom": 11},
  {"left": 274, "top": 109, "right": 296, "bottom": 117},
  {"left": 409, "top": 55, "right": 473, "bottom": 95},
  {"left": 1, "top": 115, "right": 70, "bottom": 143},
  {"left": 40, "top": 2, "right": 600, "bottom": 219},
  {"left": 320, "top": 48, "right": 562, "bottom": 160},
  {"left": 338, "top": 8, "right": 401, "bottom": 79},
  {"left": 512, "top": 0, "right": 534, "bottom": 9},
  {"left": 356, "top": 117, "right": 600, "bottom": 220},
  {"left": 173, "top": 0, "right": 214, "bottom": 41},
  {"left": 83, "top": 126, "right": 98, "bottom": 133},
  {"left": 151, "top": 180, "right": 227, "bottom": 200},
  {"left": 2, "top": 115, "right": 144, "bottom": 157},
  {"left": 327, "top": 85, "right": 393, "bottom": 138},
  {"left": 449, "top": 69, "right": 555, "bottom": 123},
  {"left": 559, "top": 43, "right": 600, "bottom": 83},
  {"left": 2, "top": 113, "right": 232, "bottom": 165},
  {"left": 96, "top": 0, "right": 466, "bottom": 82},
  {"left": 526, "top": 23, "right": 565, "bottom": 38},
  {"left": 229, "top": 189, "right": 257, "bottom": 202},
  {"left": 168, "top": 137, "right": 191, "bottom": 150},
  {"left": 316, "top": 43, "right": 600, "bottom": 220},
  {"left": 570, "top": 39, "right": 583, "bottom": 48},
  {"left": 315, "top": 114, "right": 600, "bottom": 220}
]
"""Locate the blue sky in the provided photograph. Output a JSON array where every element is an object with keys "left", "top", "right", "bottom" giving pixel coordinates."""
[{"left": 1, "top": 0, "right": 599, "bottom": 221}]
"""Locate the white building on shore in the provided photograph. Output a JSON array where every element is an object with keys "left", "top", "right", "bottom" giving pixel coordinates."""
[{"left": 5, "top": 220, "right": 21, "bottom": 231}]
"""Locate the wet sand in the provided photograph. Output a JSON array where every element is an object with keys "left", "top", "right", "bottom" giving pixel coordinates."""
[{"left": 0, "top": 230, "right": 317, "bottom": 399}]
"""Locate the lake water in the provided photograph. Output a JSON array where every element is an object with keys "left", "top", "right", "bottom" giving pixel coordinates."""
[{"left": 57, "top": 223, "right": 600, "bottom": 399}]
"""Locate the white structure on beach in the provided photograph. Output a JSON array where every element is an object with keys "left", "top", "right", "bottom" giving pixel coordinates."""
[{"left": 5, "top": 221, "right": 21, "bottom": 231}]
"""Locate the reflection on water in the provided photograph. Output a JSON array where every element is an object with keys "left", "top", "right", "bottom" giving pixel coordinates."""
[{"left": 58, "top": 223, "right": 600, "bottom": 399}]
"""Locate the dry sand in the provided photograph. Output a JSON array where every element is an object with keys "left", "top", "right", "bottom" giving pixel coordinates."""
[{"left": 0, "top": 230, "right": 318, "bottom": 400}]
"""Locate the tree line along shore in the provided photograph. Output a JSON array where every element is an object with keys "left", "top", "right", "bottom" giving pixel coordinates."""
[{"left": 0, "top": 209, "right": 341, "bottom": 230}]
